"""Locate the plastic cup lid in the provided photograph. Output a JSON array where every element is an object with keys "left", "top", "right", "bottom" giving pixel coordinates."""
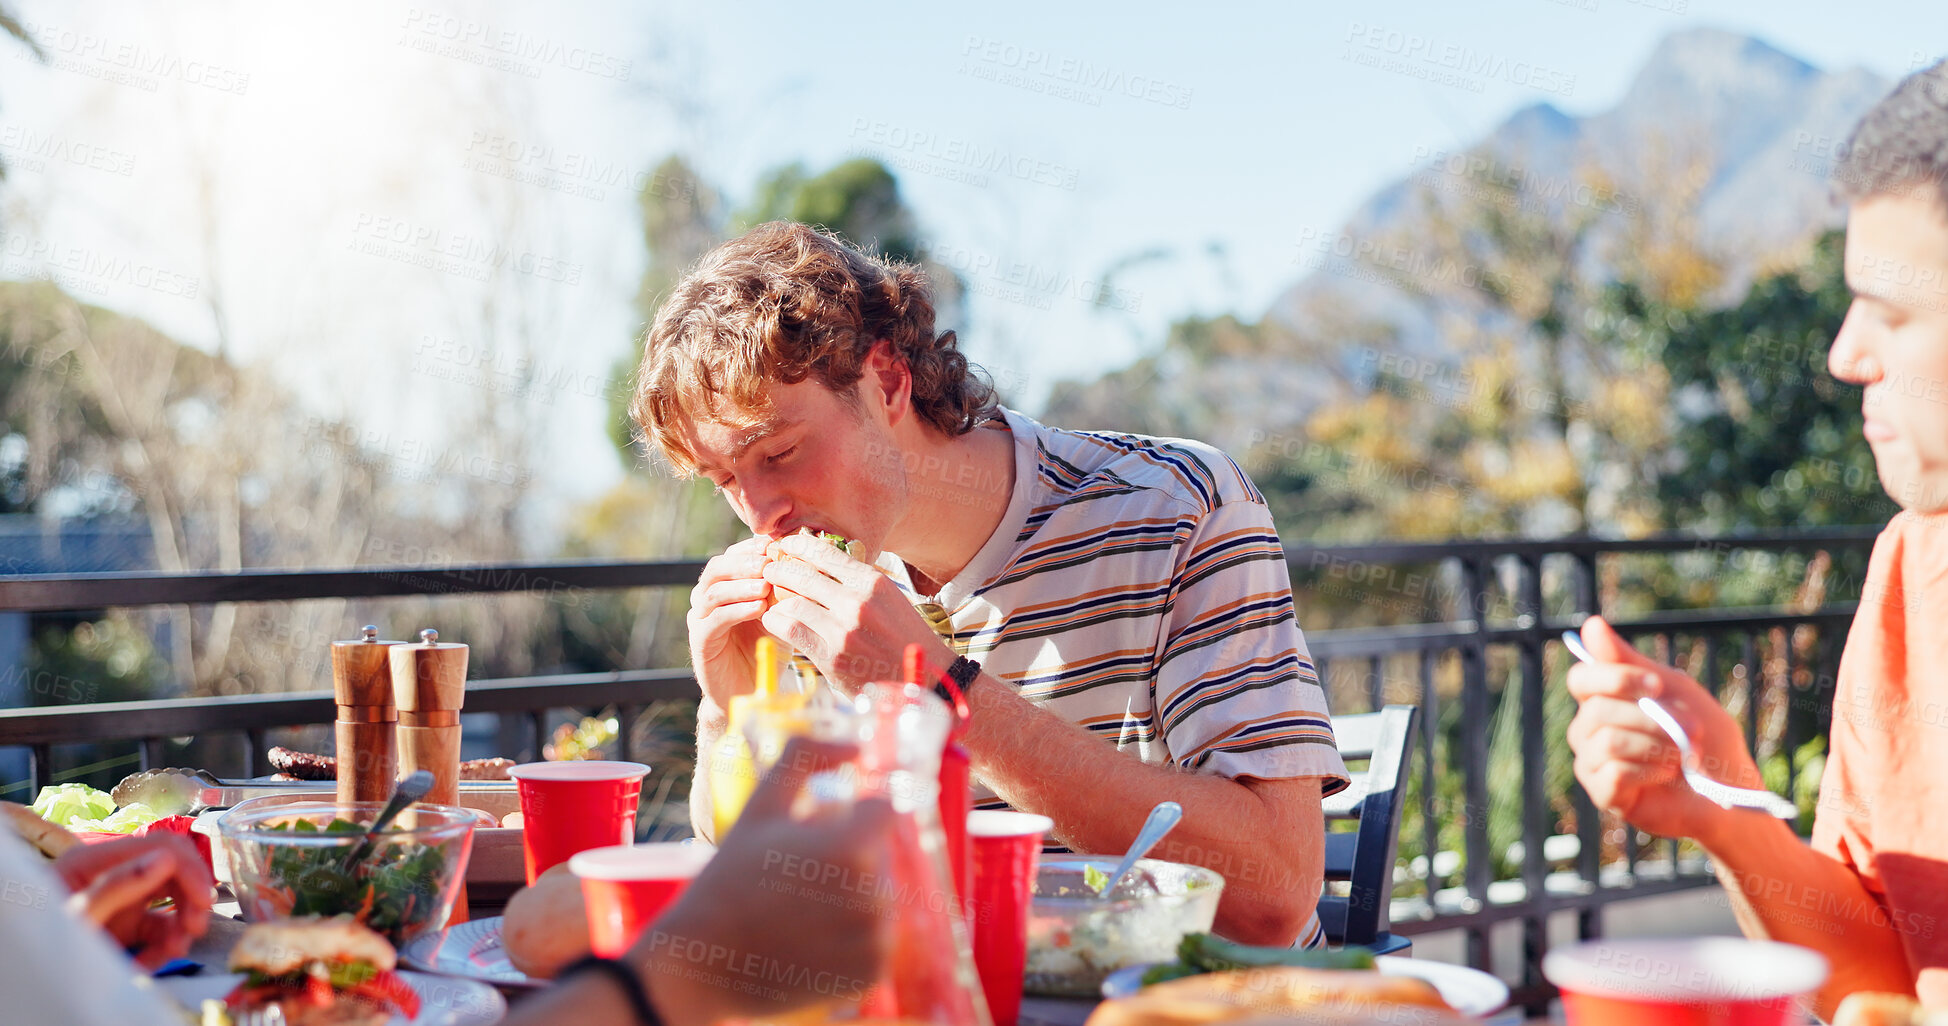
[
  {"left": 1542, "top": 938, "right": 1829, "bottom": 1002},
  {"left": 568, "top": 842, "right": 714, "bottom": 881},
  {"left": 506, "top": 761, "right": 650, "bottom": 782},
  {"left": 968, "top": 811, "right": 1055, "bottom": 838}
]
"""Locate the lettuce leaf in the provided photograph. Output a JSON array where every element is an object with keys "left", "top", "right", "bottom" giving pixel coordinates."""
[
  {"left": 87, "top": 802, "right": 165, "bottom": 834},
  {"left": 29, "top": 783, "right": 117, "bottom": 827}
]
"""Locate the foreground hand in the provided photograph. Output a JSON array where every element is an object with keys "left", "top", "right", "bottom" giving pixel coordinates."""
[
  {"left": 54, "top": 834, "right": 213, "bottom": 968},
  {"left": 637, "top": 738, "right": 895, "bottom": 1026},
  {"left": 759, "top": 533, "right": 954, "bottom": 694},
  {"left": 1565, "top": 615, "right": 1763, "bottom": 842},
  {"left": 688, "top": 536, "right": 780, "bottom": 713}
]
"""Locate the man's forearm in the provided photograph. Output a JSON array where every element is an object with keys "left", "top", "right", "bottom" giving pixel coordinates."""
[
  {"left": 1697, "top": 814, "right": 1914, "bottom": 1015},
  {"left": 961, "top": 673, "right": 1320, "bottom": 944}
]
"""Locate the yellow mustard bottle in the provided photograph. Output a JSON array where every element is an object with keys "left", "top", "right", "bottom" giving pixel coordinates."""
[{"left": 710, "top": 637, "right": 811, "bottom": 838}]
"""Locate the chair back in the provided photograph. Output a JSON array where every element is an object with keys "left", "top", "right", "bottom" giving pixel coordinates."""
[{"left": 1317, "top": 703, "right": 1418, "bottom": 953}]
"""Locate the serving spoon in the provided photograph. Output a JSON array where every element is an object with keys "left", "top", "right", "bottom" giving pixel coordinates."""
[
  {"left": 1561, "top": 630, "right": 1797, "bottom": 819},
  {"left": 339, "top": 769, "right": 436, "bottom": 873},
  {"left": 1095, "top": 800, "right": 1184, "bottom": 897}
]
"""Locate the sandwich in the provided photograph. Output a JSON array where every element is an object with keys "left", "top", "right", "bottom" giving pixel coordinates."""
[
  {"left": 1, "top": 800, "right": 81, "bottom": 859},
  {"left": 224, "top": 916, "right": 418, "bottom": 1026},
  {"left": 1086, "top": 966, "right": 1465, "bottom": 1026},
  {"left": 800, "top": 527, "right": 859, "bottom": 557}
]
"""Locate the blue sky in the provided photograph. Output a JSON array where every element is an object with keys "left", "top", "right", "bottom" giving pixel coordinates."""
[
  {"left": 0, "top": 0, "right": 1939, "bottom": 531},
  {"left": 650, "top": 0, "right": 1944, "bottom": 391}
]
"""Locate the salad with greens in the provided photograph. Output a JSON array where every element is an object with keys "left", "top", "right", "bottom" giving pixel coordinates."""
[{"left": 238, "top": 816, "right": 455, "bottom": 946}]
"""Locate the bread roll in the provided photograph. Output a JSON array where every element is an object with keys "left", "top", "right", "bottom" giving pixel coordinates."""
[
  {"left": 503, "top": 862, "right": 591, "bottom": 978},
  {"left": 0, "top": 801, "right": 81, "bottom": 859},
  {"left": 1833, "top": 993, "right": 1948, "bottom": 1026},
  {"left": 1086, "top": 967, "right": 1463, "bottom": 1026}
]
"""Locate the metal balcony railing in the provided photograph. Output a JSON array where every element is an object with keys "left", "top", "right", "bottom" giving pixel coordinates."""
[{"left": 0, "top": 527, "right": 1880, "bottom": 1006}]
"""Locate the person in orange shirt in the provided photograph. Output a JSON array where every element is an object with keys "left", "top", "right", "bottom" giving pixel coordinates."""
[{"left": 1567, "top": 60, "right": 1948, "bottom": 1016}]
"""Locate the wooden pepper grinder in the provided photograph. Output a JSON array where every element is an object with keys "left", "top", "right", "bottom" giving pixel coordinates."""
[
  {"left": 331, "top": 626, "right": 401, "bottom": 805},
  {"left": 391, "top": 627, "right": 469, "bottom": 923}
]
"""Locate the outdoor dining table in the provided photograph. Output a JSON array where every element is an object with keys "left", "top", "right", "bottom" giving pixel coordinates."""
[{"left": 181, "top": 899, "right": 1107, "bottom": 1026}]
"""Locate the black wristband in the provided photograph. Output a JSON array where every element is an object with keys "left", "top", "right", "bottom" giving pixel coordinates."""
[
  {"left": 560, "top": 955, "right": 663, "bottom": 1026},
  {"left": 938, "top": 655, "right": 980, "bottom": 706}
]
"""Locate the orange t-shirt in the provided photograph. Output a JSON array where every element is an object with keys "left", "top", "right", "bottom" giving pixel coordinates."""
[{"left": 1813, "top": 511, "right": 1948, "bottom": 999}]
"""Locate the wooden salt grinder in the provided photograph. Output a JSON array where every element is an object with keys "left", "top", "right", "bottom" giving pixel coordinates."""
[
  {"left": 331, "top": 626, "right": 400, "bottom": 805},
  {"left": 391, "top": 627, "right": 470, "bottom": 923},
  {"left": 391, "top": 628, "right": 468, "bottom": 807}
]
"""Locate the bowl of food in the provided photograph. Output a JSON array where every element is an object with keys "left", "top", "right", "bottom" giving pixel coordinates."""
[
  {"left": 217, "top": 798, "right": 477, "bottom": 947},
  {"left": 1024, "top": 857, "right": 1225, "bottom": 997}
]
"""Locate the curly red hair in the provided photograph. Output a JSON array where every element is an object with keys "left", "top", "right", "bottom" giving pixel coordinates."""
[{"left": 631, "top": 221, "right": 996, "bottom": 475}]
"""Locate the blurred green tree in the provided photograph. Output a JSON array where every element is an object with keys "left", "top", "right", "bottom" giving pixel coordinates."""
[
  {"left": 735, "top": 158, "right": 920, "bottom": 262},
  {"left": 1595, "top": 230, "right": 1893, "bottom": 533}
]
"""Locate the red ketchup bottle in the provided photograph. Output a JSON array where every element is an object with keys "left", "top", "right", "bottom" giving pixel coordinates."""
[{"left": 907, "top": 644, "right": 973, "bottom": 916}]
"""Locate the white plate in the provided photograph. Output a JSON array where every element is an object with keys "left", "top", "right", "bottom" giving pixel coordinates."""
[
  {"left": 1100, "top": 955, "right": 1510, "bottom": 1017},
  {"left": 400, "top": 915, "right": 545, "bottom": 990},
  {"left": 155, "top": 968, "right": 506, "bottom": 1025}
]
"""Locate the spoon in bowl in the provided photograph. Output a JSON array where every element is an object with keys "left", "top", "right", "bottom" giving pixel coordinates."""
[
  {"left": 1095, "top": 800, "right": 1184, "bottom": 897},
  {"left": 339, "top": 769, "right": 436, "bottom": 873},
  {"left": 1560, "top": 630, "right": 1797, "bottom": 819}
]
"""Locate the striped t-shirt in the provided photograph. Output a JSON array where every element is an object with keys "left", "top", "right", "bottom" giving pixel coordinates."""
[{"left": 876, "top": 408, "right": 1349, "bottom": 943}]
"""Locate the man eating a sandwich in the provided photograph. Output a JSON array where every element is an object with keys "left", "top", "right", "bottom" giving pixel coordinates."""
[{"left": 631, "top": 221, "right": 1347, "bottom": 946}]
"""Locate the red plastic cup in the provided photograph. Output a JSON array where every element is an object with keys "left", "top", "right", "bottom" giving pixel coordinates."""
[
  {"left": 1543, "top": 937, "right": 1828, "bottom": 1026},
  {"left": 968, "top": 811, "right": 1052, "bottom": 1026},
  {"left": 506, "top": 761, "right": 650, "bottom": 884},
  {"left": 569, "top": 843, "right": 715, "bottom": 958}
]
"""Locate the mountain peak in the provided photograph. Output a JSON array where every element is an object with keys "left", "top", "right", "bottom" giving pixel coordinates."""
[
  {"left": 1265, "top": 28, "right": 1883, "bottom": 342},
  {"left": 1625, "top": 27, "right": 1816, "bottom": 105}
]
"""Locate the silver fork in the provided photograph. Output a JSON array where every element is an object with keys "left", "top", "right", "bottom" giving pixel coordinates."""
[{"left": 1561, "top": 630, "right": 1799, "bottom": 819}]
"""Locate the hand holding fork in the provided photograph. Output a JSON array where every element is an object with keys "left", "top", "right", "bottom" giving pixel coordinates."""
[{"left": 1563, "top": 617, "right": 1798, "bottom": 837}]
